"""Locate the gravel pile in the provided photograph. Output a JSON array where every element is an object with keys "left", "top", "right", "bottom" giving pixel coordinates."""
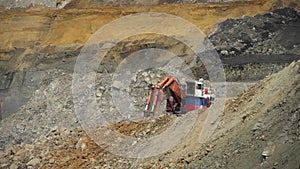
[{"left": 209, "top": 7, "right": 300, "bottom": 57}]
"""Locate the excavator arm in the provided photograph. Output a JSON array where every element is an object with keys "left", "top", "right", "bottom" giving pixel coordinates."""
[{"left": 144, "top": 77, "right": 184, "bottom": 117}]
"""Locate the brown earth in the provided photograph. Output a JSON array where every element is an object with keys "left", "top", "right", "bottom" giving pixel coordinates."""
[
  {"left": 1, "top": 0, "right": 300, "bottom": 53},
  {"left": 1, "top": 0, "right": 299, "bottom": 75}
]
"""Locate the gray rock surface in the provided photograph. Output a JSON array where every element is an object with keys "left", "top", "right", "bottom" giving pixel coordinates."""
[
  {"left": 64, "top": 0, "right": 248, "bottom": 8},
  {"left": 209, "top": 8, "right": 300, "bottom": 57},
  {"left": 0, "top": 0, "right": 71, "bottom": 9},
  {"left": 1, "top": 8, "right": 300, "bottom": 120},
  {"left": 186, "top": 61, "right": 300, "bottom": 169}
]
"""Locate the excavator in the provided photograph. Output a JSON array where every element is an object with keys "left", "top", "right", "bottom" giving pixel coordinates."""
[{"left": 144, "top": 77, "right": 215, "bottom": 117}]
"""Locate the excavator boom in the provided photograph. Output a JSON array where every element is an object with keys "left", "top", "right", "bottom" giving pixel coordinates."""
[
  {"left": 144, "top": 77, "right": 183, "bottom": 117},
  {"left": 144, "top": 77, "right": 214, "bottom": 117}
]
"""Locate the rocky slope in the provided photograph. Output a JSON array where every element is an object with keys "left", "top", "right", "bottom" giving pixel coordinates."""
[
  {"left": 0, "top": 5, "right": 299, "bottom": 120},
  {"left": 0, "top": 1, "right": 299, "bottom": 168},
  {"left": 210, "top": 7, "right": 300, "bottom": 57},
  {"left": 208, "top": 7, "right": 300, "bottom": 81},
  {"left": 64, "top": 0, "right": 249, "bottom": 8},
  {"left": 0, "top": 57, "right": 299, "bottom": 169},
  {"left": 187, "top": 60, "right": 300, "bottom": 169},
  {"left": 0, "top": 0, "right": 72, "bottom": 10},
  {"left": 2, "top": 0, "right": 299, "bottom": 10}
]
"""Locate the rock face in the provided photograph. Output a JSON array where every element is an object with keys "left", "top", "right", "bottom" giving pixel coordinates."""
[
  {"left": 0, "top": 48, "right": 79, "bottom": 120},
  {"left": 0, "top": 0, "right": 299, "bottom": 9},
  {"left": 64, "top": 0, "right": 300, "bottom": 8},
  {"left": 1, "top": 0, "right": 299, "bottom": 54},
  {"left": 210, "top": 8, "right": 300, "bottom": 57},
  {"left": 186, "top": 60, "right": 300, "bottom": 169},
  {"left": 0, "top": 8, "right": 299, "bottom": 120},
  {"left": 208, "top": 7, "right": 300, "bottom": 81},
  {"left": 0, "top": 0, "right": 72, "bottom": 9}
]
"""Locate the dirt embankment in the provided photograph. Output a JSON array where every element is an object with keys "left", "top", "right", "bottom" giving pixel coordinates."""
[
  {"left": 0, "top": 0, "right": 299, "bottom": 53},
  {"left": 1, "top": 1, "right": 273, "bottom": 73},
  {"left": 0, "top": 56, "right": 299, "bottom": 169},
  {"left": 0, "top": 0, "right": 299, "bottom": 75},
  {"left": 187, "top": 61, "right": 300, "bottom": 169}
]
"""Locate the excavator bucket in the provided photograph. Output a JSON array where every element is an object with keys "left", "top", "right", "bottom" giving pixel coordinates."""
[{"left": 144, "top": 86, "right": 165, "bottom": 117}]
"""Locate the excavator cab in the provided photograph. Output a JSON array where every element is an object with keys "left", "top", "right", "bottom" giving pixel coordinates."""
[{"left": 184, "top": 79, "right": 215, "bottom": 111}]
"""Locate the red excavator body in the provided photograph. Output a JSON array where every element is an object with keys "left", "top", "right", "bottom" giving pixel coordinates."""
[
  {"left": 144, "top": 77, "right": 214, "bottom": 117},
  {"left": 144, "top": 77, "right": 184, "bottom": 117}
]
